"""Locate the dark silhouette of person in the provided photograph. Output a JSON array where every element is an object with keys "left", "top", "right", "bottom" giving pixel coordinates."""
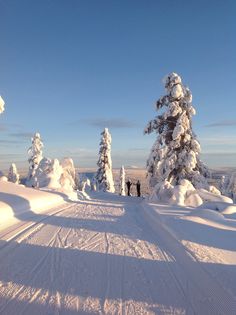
[
  {"left": 126, "top": 179, "right": 132, "bottom": 196},
  {"left": 136, "top": 180, "right": 141, "bottom": 197}
]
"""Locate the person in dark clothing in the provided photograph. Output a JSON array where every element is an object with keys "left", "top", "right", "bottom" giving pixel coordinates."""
[
  {"left": 126, "top": 179, "right": 132, "bottom": 196},
  {"left": 136, "top": 180, "right": 141, "bottom": 197}
]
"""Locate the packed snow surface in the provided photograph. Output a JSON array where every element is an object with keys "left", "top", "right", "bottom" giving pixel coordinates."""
[{"left": 0, "top": 186, "right": 236, "bottom": 314}]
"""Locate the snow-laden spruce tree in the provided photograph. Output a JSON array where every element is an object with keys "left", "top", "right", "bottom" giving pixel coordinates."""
[
  {"left": 119, "top": 165, "right": 126, "bottom": 196},
  {"left": 144, "top": 73, "right": 229, "bottom": 206},
  {"left": 0, "top": 96, "right": 5, "bottom": 114},
  {"left": 8, "top": 163, "right": 20, "bottom": 184},
  {"left": 95, "top": 128, "right": 115, "bottom": 192},
  {"left": 26, "top": 132, "right": 43, "bottom": 187}
]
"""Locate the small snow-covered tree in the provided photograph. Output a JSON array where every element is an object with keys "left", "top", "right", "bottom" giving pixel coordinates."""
[
  {"left": 144, "top": 73, "right": 222, "bottom": 206},
  {"left": 226, "top": 172, "right": 236, "bottom": 202},
  {"left": 219, "top": 175, "right": 227, "bottom": 195},
  {"left": 8, "top": 163, "right": 20, "bottom": 184},
  {"left": 95, "top": 128, "right": 115, "bottom": 192},
  {"left": 0, "top": 96, "right": 5, "bottom": 114},
  {"left": 34, "top": 157, "right": 62, "bottom": 189},
  {"left": 119, "top": 165, "right": 126, "bottom": 195},
  {"left": 26, "top": 132, "right": 43, "bottom": 187},
  {"left": 60, "top": 158, "right": 76, "bottom": 191}
]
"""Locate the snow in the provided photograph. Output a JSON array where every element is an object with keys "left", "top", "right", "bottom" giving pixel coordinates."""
[
  {"left": 8, "top": 163, "right": 20, "bottom": 184},
  {"left": 0, "top": 181, "right": 66, "bottom": 229},
  {"left": 188, "top": 208, "right": 226, "bottom": 222},
  {"left": 60, "top": 157, "right": 77, "bottom": 191},
  {"left": 34, "top": 157, "right": 62, "bottom": 189},
  {"left": 0, "top": 185, "right": 236, "bottom": 314},
  {"left": 197, "top": 201, "right": 236, "bottom": 214},
  {"left": 197, "top": 188, "right": 233, "bottom": 203},
  {"left": 0, "top": 95, "right": 5, "bottom": 113}
]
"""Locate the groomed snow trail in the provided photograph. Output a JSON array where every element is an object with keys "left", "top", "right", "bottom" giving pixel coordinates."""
[{"left": 0, "top": 194, "right": 235, "bottom": 315}]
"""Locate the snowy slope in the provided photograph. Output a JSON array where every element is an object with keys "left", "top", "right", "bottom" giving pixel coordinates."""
[{"left": 0, "top": 189, "right": 235, "bottom": 314}]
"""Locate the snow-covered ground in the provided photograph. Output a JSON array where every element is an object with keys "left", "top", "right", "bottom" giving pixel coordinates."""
[
  {"left": 0, "top": 183, "right": 236, "bottom": 314},
  {"left": 0, "top": 182, "right": 74, "bottom": 230}
]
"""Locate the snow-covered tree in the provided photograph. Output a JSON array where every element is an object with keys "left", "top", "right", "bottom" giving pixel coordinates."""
[
  {"left": 0, "top": 96, "right": 5, "bottom": 114},
  {"left": 8, "top": 163, "right": 20, "bottom": 184},
  {"left": 95, "top": 128, "right": 115, "bottom": 192},
  {"left": 26, "top": 132, "right": 43, "bottom": 187},
  {"left": 60, "top": 158, "right": 76, "bottom": 191},
  {"left": 119, "top": 165, "right": 126, "bottom": 196},
  {"left": 144, "top": 73, "right": 224, "bottom": 206},
  {"left": 219, "top": 175, "right": 228, "bottom": 195},
  {"left": 225, "top": 173, "right": 236, "bottom": 202},
  {"left": 34, "top": 157, "right": 62, "bottom": 189}
]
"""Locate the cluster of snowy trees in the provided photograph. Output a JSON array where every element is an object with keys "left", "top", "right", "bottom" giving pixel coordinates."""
[
  {"left": 145, "top": 73, "right": 232, "bottom": 206},
  {"left": 0, "top": 93, "right": 123, "bottom": 195},
  {"left": 22, "top": 128, "right": 126, "bottom": 195},
  {"left": 25, "top": 133, "right": 77, "bottom": 191},
  {"left": 0, "top": 95, "right": 122, "bottom": 195}
]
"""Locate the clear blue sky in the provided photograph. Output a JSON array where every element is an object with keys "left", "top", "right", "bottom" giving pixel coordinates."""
[{"left": 0, "top": 0, "right": 236, "bottom": 171}]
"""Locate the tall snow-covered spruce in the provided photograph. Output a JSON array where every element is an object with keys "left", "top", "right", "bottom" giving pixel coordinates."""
[
  {"left": 119, "top": 165, "right": 126, "bottom": 196},
  {"left": 26, "top": 132, "right": 43, "bottom": 187},
  {"left": 144, "top": 73, "right": 228, "bottom": 206},
  {"left": 95, "top": 128, "right": 115, "bottom": 193}
]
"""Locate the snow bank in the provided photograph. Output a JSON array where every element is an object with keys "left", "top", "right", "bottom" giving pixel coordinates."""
[
  {"left": 197, "top": 188, "right": 232, "bottom": 203},
  {"left": 149, "top": 179, "right": 233, "bottom": 208},
  {"left": 0, "top": 181, "right": 66, "bottom": 228},
  {"left": 197, "top": 201, "right": 236, "bottom": 215},
  {"left": 188, "top": 209, "right": 225, "bottom": 222}
]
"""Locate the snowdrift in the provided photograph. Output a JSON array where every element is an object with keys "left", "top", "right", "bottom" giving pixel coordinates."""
[
  {"left": 0, "top": 181, "right": 67, "bottom": 228},
  {"left": 149, "top": 179, "right": 233, "bottom": 208}
]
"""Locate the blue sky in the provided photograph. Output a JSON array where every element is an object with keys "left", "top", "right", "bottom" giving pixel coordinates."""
[{"left": 0, "top": 0, "right": 236, "bottom": 171}]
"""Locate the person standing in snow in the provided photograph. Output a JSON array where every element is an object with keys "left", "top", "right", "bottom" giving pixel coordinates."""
[
  {"left": 126, "top": 179, "right": 132, "bottom": 196},
  {"left": 136, "top": 180, "right": 141, "bottom": 197}
]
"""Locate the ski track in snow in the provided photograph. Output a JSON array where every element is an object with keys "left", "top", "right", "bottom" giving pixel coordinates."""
[{"left": 0, "top": 195, "right": 235, "bottom": 314}]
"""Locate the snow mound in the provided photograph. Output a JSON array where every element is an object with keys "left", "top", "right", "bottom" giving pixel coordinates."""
[
  {"left": 197, "top": 201, "right": 236, "bottom": 214},
  {"left": 60, "top": 157, "right": 77, "bottom": 191},
  {"left": 150, "top": 179, "right": 233, "bottom": 208},
  {"left": 35, "top": 158, "right": 62, "bottom": 189},
  {"left": 197, "top": 188, "right": 232, "bottom": 203},
  {"left": 0, "top": 181, "right": 66, "bottom": 228},
  {"left": 187, "top": 209, "right": 225, "bottom": 222},
  {"left": 0, "top": 176, "right": 8, "bottom": 182}
]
